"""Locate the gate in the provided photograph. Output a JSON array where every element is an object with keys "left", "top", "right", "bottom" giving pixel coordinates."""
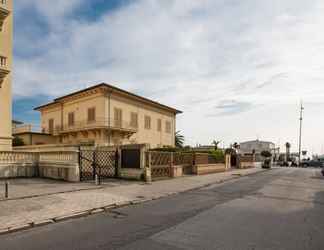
[{"left": 79, "top": 149, "right": 118, "bottom": 181}]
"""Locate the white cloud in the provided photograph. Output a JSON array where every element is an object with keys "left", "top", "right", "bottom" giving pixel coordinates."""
[{"left": 13, "top": 0, "right": 324, "bottom": 154}]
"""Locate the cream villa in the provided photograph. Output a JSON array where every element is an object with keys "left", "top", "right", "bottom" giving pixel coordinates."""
[
  {"left": 33, "top": 83, "right": 182, "bottom": 148},
  {"left": 0, "top": 0, "right": 12, "bottom": 151}
]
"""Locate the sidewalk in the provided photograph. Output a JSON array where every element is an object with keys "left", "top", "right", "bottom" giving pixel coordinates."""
[{"left": 0, "top": 167, "right": 265, "bottom": 234}]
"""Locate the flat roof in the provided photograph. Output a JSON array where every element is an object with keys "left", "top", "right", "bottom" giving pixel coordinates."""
[
  {"left": 14, "top": 132, "right": 51, "bottom": 136},
  {"left": 34, "top": 83, "right": 182, "bottom": 114},
  {"left": 12, "top": 120, "right": 24, "bottom": 124},
  {"left": 240, "top": 140, "right": 275, "bottom": 145}
]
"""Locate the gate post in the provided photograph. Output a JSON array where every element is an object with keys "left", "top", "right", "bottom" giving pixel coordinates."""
[
  {"left": 78, "top": 146, "right": 82, "bottom": 181},
  {"left": 170, "top": 152, "right": 174, "bottom": 178},
  {"left": 115, "top": 149, "right": 120, "bottom": 178},
  {"left": 92, "top": 149, "right": 97, "bottom": 181},
  {"left": 145, "top": 151, "right": 152, "bottom": 183}
]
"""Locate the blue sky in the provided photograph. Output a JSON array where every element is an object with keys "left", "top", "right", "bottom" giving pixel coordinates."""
[
  {"left": 12, "top": 0, "right": 324, "bottom": 153},
  {"left": 13, "top": 0, "right": 130, "bottom": 124}
]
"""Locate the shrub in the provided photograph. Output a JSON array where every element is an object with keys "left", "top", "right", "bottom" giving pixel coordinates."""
[
  {"left": 151, "top": 147, "right": 182, "bottom": 152},
  {"left": 12, "top": 137, "right": 25, "bottom": 147},
  {"left": 208, "top": 149, "right": 225, "bottom": 162},
  {"left": 261, "top": 150, "right": 272, "bottom": 158}
]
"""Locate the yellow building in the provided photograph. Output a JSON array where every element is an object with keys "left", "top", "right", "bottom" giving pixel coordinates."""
[
  {"left": 34, "top": 83, "right": 182, "bottom": 148},
  {"left": 0, "top": 0, "right": 13, "bottom": 151}
]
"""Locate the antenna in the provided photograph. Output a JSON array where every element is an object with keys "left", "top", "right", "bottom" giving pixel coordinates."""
[{"left": 298, "top": 101, "right": 304, "bottom": 166}]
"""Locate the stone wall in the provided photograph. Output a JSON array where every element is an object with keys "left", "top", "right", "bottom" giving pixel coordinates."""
[
  {"left": 238, "top": 154, "right": 256, "bottom": 169},
  {"left": 0, "top": 150, "right": 80, "bottom": 182},
  {"left": 0, "top": 152, "right": 38, "bottom": 178},
  {"left": 192, "top": 163, "right": 226, "bottom": 175}
]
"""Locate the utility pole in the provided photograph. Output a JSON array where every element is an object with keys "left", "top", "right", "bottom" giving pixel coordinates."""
[{"left": 298, "top": 101, "right": 304, "bottom": 167}]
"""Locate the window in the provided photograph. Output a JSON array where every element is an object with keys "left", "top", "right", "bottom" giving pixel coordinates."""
[
  {"left": 48, "top": 119, "right": 54, "bottom": 134},
  {"left": 144, "top": 115, "right": 151, "bottom": 130},
  {"left": 114, "top": 108, "right": 122, "bottom": 127},
  {"left": 87, "top": 107, "right": 96, "bottom": 123},
  {"left": 165, "top": 121, "right": 171, "bottom": 134},
  {"left": 68, "top": 112, "right": 75, "bottom": 127},
  {"left": 130, "top": 112, "right": 138, "bottom": 128},
  {"left": 157, "top": 119, "right": 162, "bottom": 132}
]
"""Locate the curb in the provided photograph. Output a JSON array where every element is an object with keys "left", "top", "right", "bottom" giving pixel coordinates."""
[
  {"left": 0, "top": 168, "right": 267, "bottom": 236},
  {"left": 0, "top": 186, "right": 104, "bottom": 203}
]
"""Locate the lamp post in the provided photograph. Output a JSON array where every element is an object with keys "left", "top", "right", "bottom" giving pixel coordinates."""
[{"left": 298, "top": 102, "right": 304, "bottom": 167}]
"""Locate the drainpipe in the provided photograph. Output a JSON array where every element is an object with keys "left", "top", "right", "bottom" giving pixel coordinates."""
[
  {"left": 107, "top": 91, "right": 112, "bottom": 145},
  {"left": 60, "top": 102, "right": 64, "bottom": 143}
]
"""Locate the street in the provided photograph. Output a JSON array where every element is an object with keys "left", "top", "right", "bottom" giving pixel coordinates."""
[{"left": 1, "top": 168, "right": 324, "bottom": 250}]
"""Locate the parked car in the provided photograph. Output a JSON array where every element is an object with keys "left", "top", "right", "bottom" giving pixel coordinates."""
[
  {"left": 322, "top": 167, "right": 324, "bottom": 177},
  {"left": 302, "top": 160, "right": 324, "bottom": 168},
  {"left": 301, "top": 159, "right": 310, "bottom": 167}
]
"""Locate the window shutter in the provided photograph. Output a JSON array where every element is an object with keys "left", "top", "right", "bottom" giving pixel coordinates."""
[
  {"left": 68, "top": 112, "right": 75, "bottom": 126},
  {"left": 88, "top": 108, "right": 96, "bottom": 122}
]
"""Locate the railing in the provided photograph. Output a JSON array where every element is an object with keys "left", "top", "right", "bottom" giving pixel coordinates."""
[
  {"left": 0, "top": 151, "right": 37, "bottom": 164},
  {"left": 150, "top": 151, "right": 171, "bottom": 167},
  {"left": 0, "top": 55, "right": 9, "bottom": 87},
  {"left": 39, "top": 151, "right": 79, "bottom": 163},
  {"left": 0, "top": 151, "right": 79, "bottom": 165},
  {"left": 0, "top": 56, "right": 7, "bottom": 67},
  {"left": 12, "top": 124, "right": 33, "bottom": 134},
  {"left": 174, "top": 152, "right": 194, "bottom": 166},
  {"left": 146, "top": 151, "right": 172, "bottom": 179},
  {"left": 43, "top": 117, "right": 138, "bottom": 135}
]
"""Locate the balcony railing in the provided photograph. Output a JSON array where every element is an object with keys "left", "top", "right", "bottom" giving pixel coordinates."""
[
  {"left": 0, "top": 1, "right": 9, "bottom": 32},
  {"left": 42, "top": 117, "right": 138, "bottom": 135},
  {"left": 0, "top": 56, "right": 9, "bottom": 87}
]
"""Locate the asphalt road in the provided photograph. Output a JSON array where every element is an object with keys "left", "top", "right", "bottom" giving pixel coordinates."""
[{"left": 1, "top": 168, "right": 324, "bottom": 250}]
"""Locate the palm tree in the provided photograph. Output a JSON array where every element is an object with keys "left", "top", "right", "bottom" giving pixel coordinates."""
[
  {"left": 212, "top": 140, "right": 221, "bottom": 150},
  {"left": 233, "top": 142, "right": 240, "bottom": 150},
  {"left": 175, "top": 131, "right": 185, "bottom": 148},
  {"left": 285, "top": 142, "right": 291, "bottom": 161}
]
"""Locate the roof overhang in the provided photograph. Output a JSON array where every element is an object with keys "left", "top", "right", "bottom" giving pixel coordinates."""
[
  {"left": 0, "top": 7, "right": 9, "bottom": 31},
  {"left": 34, "top": 83, "right": 183, "bottom": 114},
  {"left": 0, "top": 68, "right": 10, "bottom": 88}
]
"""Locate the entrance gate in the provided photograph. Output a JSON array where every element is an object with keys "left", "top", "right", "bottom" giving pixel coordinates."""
[{"left": 79, "top": 149, "right": 118, "bottom": 181}]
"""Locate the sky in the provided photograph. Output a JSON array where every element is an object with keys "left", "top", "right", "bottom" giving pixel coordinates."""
[{"left": 12, "top": 0, "right": 324, "bottom": 154}]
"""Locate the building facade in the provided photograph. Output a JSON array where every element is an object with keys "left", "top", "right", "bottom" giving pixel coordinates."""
[
  {"left": 239, "top": 140, "right": 278, "bottom": 161},
  {"left": 34, "top": 83, "right": 182, "bottom": 148},
  {"left": 0, "top": 0, "right": 12, "bottom": 151}
]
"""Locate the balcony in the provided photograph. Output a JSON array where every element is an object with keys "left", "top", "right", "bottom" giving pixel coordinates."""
[
  {"left": 0, "top": 56, "right": 9, "bottom": 88},
  {"left": 0, "top": 2, "right": 9, "bottom": 32},
  {"left": 13, "top": 124, "right": 42, "bottom": 135},
  {"left": 43, "top": 118, "right": 138, "bottom": 136}
]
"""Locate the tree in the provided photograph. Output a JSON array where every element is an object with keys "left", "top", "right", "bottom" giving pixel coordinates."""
[
  {"left": 12, "top": 137, "right": 25, "bottom": 147},
  {"left": 233, "top": 142, "right": 240, "bottom": 150},
  {"left": 212, "top": 140, "right": 221, "bottom": 150},
  {"left": 261, "top": 150, "right": 272, "bottom": 158},
  {"left": 175, "top": 131, "right": 185, "bottom": 148},
  {"left": 261, "top": 150, "right": 272, "bottom": 169}
]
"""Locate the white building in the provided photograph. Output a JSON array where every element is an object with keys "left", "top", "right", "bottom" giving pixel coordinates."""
[{"left": 239, "top": 140, "right": 278, "bottom": 161}]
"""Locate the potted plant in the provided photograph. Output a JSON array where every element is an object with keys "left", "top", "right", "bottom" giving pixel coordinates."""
[{"left": 261, "top": 150, "right": 272, "bottom": 169}]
